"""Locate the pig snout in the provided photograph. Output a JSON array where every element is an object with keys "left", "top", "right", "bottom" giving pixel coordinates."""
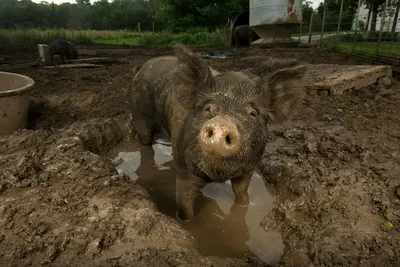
[{"left": 199, "top": 116, "right": 240, "bottom": 158}]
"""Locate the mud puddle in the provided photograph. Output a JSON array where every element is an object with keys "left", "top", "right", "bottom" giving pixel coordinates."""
[{"left": 107, "top": 134, "right": 283, "bottom": 265}]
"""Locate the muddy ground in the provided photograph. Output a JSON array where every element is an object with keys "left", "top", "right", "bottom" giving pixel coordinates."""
[{"left": 0, "top": 45, "right": 399, "bottom": 267}]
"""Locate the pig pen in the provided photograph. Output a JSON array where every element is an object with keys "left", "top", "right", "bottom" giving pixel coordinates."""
[{"left": 0, "top": 45, "right": 399, "bottom": 267}]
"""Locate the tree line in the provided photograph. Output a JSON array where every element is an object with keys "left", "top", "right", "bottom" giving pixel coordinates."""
[
  {"left": 0, "top": 0, "right": 398, "bottom": 33},
  {"left": 0, "top": 0, "right": 248, "bottom": 32},
  {"left": 302, "top": 0, "right": 400, "bottom": 34}
]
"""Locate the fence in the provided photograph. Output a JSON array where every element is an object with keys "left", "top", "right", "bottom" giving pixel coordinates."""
[{"left": 296, "top": 0, "right": 400, "bottom": 69}]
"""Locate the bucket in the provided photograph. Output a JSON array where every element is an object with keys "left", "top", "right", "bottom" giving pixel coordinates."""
[{"left": 0, "top": 71, "right": 35, "bottom": 135}]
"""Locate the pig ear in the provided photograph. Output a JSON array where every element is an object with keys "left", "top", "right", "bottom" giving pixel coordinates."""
[
  {"left": 173, "top": 42, "right": 213, "bottom": 88},
  {"left": 253, "top": 65, "right": 307, "bottom": 124}
]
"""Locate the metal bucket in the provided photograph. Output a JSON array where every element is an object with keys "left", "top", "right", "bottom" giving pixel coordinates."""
[{"left": 0, "top": 71, "right": 35, "bottom": 135}]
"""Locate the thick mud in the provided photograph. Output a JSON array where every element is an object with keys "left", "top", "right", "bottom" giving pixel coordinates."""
[{"left": 0, "top": 45, "right": 399, "bottom": 267}]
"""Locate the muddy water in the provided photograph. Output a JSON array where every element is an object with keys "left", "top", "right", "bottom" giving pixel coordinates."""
[{"left": 108, "top": 134, "right": 284, "bottom": 265}]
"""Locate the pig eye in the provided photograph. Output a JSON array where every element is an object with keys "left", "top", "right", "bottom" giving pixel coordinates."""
[
  {"left": 204, "top": 103, "right": 217, "bottom": 113},
  {"left": 248, "top": 109, "right": 258, "bottom": 118}
]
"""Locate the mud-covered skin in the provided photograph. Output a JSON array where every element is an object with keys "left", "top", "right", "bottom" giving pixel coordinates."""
[
  {"left": 48, "top": 39, "right": 79, "bottom": 65},
  {"left": 128, "top": 43, "right": 306, "bottom": 221},
  {"left": 233, "top": 25, "right": 259, "bottom": 47}
]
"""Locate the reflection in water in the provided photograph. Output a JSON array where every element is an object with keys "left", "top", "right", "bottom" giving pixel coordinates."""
[{"left": 108, "top": 134, "right": 284, "bottom": 265}]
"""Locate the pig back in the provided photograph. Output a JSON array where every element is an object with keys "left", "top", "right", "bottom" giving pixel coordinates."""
[{"left": 131, "top": 56, "right": 190, "bottom": 136}]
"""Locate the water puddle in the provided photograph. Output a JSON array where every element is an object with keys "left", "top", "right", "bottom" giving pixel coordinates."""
[
  {"left": 108, "top": 134, "right": 284, "bottom": 265},
  {"left": 199, "top": 51, "right": 233, "bottom": 59}
]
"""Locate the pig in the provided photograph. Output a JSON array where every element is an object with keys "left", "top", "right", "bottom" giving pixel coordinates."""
[
  {"left": 48, "top": 39, "right": 79, "bottom": 65},
  {"left": 128, "top": 43, "right": 306, "bottom": 222},
  {"left": 233, "top": 25, "right": 259, "bottom": 47}
]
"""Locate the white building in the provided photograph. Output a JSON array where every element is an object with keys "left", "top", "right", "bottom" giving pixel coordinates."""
[{"left": 351, "top": 4, "right": 400, "bottom": 32}]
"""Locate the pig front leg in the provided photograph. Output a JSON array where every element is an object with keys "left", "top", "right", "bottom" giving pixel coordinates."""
[
  {"left": 231, "top": 172, "right": 253, "bottom": 206},
  {"left": 60, "top": 55, "right": 66, "bottom": 64},
  {"left": 175, "top": 169, "right": 207, "bottom": 222},
  {"left": 133, "top": 118, "right": 157, "bottom": 146}
]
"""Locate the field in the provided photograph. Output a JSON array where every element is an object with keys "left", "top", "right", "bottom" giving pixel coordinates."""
[
  {"left": 0, "top": 29, "right": 227, "bottom": 54},
  {"left": 338, "top": 42, "right": 400, "bottom": 58},
  {"left": 0, "top": 43, "right": 400, "bottom": 267}
]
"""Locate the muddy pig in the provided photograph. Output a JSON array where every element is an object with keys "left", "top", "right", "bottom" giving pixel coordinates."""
[
  {"left": 233, "top": 25, "right": 259, "bottom": 47},
  {"left": 48, "top": 39, "right": 79, "bottom": 65},
  {"left": 128, "top": 43, "right": 306, "bottom": 221}
]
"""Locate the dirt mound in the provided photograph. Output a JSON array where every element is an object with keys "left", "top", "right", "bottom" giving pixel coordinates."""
[{"left": 259, "top": 84, "right": 400, "bottom": 267}]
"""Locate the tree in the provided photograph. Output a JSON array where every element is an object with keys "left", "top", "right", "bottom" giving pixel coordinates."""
[
  {"left": 364, "top": 0, "right": 386, "bottom": 31},
  {"left": 76, "top": 0, "right": 90, "bottom": 5},
  {"left": 391, "top": 0, "right": 399, "bottom": 33},
  {"left": 302, "top": 1, "right": 314, "bottom": 24}
]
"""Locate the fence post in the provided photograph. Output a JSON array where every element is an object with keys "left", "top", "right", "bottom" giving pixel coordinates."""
[
  {"left": 152, "top": 21, "right": 155, "bottom": 32},
  {"left": 299, "top": 20, "right": 302, "bottom": 42},
  {"left": 335, "top": 0, "right": 345, "bottom": 49},
  {"left": 138, "top": 22, "right": 141, "bottom": 33},
  {"left": 375, "top": 0, "right": 390, "bottom": 57},
  {"left": 308, "top": 12, "right": 314, "bottom": 43},
  {"left": 352, "top": 0, "right": 362, "bottom": 52},
  {"left": 320, "top": 0, "right": 327, "bottom": 46}
]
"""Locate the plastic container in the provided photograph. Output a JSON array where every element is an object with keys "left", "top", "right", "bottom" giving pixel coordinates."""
[{"left": 0, "top": 71, "right": 35, "bottom": 135}]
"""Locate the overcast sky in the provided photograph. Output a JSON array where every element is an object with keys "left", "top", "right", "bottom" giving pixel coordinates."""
[{"left": 31, "top": 0, "right": 324, "bottom": 9}]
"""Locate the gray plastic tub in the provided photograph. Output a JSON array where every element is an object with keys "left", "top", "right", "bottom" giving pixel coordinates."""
[{"left": 0, "top": 71, "right": 35, "bottom": 135}]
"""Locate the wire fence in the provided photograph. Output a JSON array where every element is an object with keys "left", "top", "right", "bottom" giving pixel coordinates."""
[{"left": 297, "top": 0, "right": 400, "bottom": 69}]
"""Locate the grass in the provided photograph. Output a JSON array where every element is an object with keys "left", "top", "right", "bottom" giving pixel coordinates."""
[
  {"left": 319, "top": 34, "right": 400, "bottom": 59},
  {"left": 0, "top": 28, "right": 92, "bottom": 54},
  {"left": 0, "top": 28, "right": 228, "bottom": 54},
  {"left": 338, "top": 42, "right": 400, "bottom": 58}
]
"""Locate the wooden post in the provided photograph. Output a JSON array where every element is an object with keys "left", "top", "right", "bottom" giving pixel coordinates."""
[
  {"left": 308, "top": 12, "right": 314, "bottom": 43},
  {"left": 37, "top": 44, "right": 50, "bottom": 66},
  {"left": 138, "top": 22, "right": 141, "bottom": 33},
  {"left": 335, "top": 0, "right": 345, "bottom": 48},
  {"left": 320, "top": 0, "right": 327, "bottom": 45},
  {"left": 376, "top": 0, "right": 390, "bottom": 56},
  {"left": 352, "top": 0, "right": 363, "bottom": 51}
]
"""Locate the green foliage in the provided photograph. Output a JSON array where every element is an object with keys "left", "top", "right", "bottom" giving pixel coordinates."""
[
  {"left": 0, "top": 28, "right": 227, "bottom": 53},
  {"left": 298, "top": 0, "right": 359, "bottom": 34},
  {"left": 0, "top": 0, "right": 245, "bottom": 33},
  {"left": 154, "top": 0, "right": 248, "bottom": 32},
  {"left": 0, "top": 0, "right": 159, "bottom": 31}
]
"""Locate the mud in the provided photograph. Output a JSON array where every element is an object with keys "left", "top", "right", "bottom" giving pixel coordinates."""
[
  {"left": 108, "top": 135, "right": 283, "bottom": 265},
  {"left": 0, "top": 45, "right": 399, "bottom": 267}
]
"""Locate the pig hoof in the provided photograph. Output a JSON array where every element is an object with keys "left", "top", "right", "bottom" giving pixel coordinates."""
[
  {"left": 138, "top": 137, "right": 153, "bottom": 146},
  {"left": 234, "top": 197, "right": 250, "bottom": 206},
  {"left": 176, "top": 211, "right": 193, "bottom": 222}
]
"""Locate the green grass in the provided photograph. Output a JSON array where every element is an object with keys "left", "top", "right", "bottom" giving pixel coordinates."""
[
  {"left": 319, "top": 34, "right": 400, "bottom": 59},
  {"left": 0, "top": 28, "right": 92, "bottom": 53},
  {"left": 91, "top": 30, "right": 227, "bottom": 47},
  {"left": 338, "top": 42, "right": 400, "bottom": 58},
  {"left": 0, "top": 28, "right": 227, "bottom": 54}
]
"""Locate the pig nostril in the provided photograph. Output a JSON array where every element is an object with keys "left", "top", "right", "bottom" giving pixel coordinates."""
[
  {"left": 206, "top": 128, "right": 213, "bottom": 138},
  {"left": 225, "top": 135, "right": 231, "bottom": 145}
]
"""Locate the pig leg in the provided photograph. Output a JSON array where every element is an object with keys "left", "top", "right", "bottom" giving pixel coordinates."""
[
  {"left": 176, "top": 170, "right": 207, "bottom": 222},
  {"left": 128, "top": 88, "right": 157, "bottom": 146},
  {"left": 132, "top": 118, "right": 157, "bottom": 146},
  {"left": 231, "top": 172, "right": 253, "bottom": 206}
]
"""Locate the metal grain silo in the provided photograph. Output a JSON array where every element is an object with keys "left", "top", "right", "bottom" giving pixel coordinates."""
[{"left": 249, "top": 0, "right": 302, "bottom": 47}]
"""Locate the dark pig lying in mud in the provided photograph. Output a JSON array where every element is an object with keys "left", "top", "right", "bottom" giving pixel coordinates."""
[
  {"left": 48, "top": 39, "right": 79, "bottom": 65},
  {"left": 128, "top": 43, "right": 306, "bottom": 221},
  {"left": 233, "top": 25, "right": 259, "bottom": 47}
]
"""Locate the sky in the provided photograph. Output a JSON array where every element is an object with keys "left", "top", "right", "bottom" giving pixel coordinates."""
[{"left": 32, "top": 0, "right": 324, "bottom": 9}]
